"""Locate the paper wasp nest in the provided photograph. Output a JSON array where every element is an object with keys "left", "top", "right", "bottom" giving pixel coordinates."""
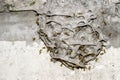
[{"left": 38, "top": 0, "right": 120, "bottom": 69}]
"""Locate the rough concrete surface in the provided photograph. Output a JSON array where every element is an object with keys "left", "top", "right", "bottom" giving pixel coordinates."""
[
  {"left": 0, "top": 0, "right": 120, "bottom": 80},
  {"left": 0, "top": 41, "right": 120, "bottom": 80}
]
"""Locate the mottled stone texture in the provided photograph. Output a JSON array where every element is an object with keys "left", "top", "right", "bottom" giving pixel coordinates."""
[
  {"left": 0, "top": 11, "right": 38, "bottom": 42},
  {"left": 0, "top": 0, "right": 7, "bottom": 11}
]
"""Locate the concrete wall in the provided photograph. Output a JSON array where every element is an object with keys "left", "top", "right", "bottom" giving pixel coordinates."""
[{"left": 0, "top": 0, "right": 120, "bottom": 80}]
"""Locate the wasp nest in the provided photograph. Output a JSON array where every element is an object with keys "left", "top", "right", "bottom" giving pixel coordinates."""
[{"left": 38, "top": 0, "right": 108, "bottom": 69}]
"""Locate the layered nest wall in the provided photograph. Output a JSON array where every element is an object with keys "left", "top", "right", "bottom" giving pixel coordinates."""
[
  {"left": 37, "top": 0, "right": 120, "bottom": 70},
  {"left": 37, "top": 13, "right": 106, "bottom": 70}
]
